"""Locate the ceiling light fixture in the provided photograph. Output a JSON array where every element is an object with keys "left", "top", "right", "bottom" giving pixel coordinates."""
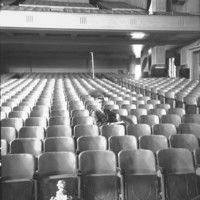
[{"left": 131, "top": 32, "right": 146, "bottom": 39}]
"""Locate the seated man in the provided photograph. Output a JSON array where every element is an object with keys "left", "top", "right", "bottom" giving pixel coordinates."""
[{"left": 89, "top": 89, "right": 132, "bottom": 127}]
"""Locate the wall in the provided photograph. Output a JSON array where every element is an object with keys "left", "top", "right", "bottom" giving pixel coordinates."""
[
  {"left": 178, "top": 39, "right": 200, "bottom": 79},
  {"left": 1, "top": 53, "right": 129, "bottom": 74}
]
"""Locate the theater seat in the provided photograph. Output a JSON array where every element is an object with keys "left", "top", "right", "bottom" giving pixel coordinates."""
[
  {"left": 139, "top": 135, "right": 168, "bottom": 153},
  {"left": 109, "top": 135, "right": 137, "bottom": 157},
  {"left": 37, "top": 152, "right": 78, "bottom": 200},
  {"left": 157, "top": 148, "right": 199, "bottom": 200},
  {"left": 2, "top": 154, "right": 36, "bottom": 200},
  {"left": 79, "top": 150, "right": 120, "bottom": 200},
  {"left": 44, "top": 137, "right": 75, "bottom": 152},
  {"left": 126, "top": 124, "right": 151, "bottom": 139},
  {"left": 76, "top": 135, "right": 107, "bottom": 154},
  {"left": 119, "top": 149, "right": 160, "bottom": 200},
  {"left": 169, "top": 134, "right": 199, "bottom": 152},
  {"left": 100, "top": 124, "right": 125, "bottom": 140}
]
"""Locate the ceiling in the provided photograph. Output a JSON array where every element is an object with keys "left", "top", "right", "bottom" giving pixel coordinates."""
[{"left": 1, "top": 28, "right": 200, "bottom": 58}]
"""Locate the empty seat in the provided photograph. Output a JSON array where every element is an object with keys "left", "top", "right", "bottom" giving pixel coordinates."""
[
  {"left": 49, "top": 116, "right": 70, "bottom": 126},
  {"left": 69, "top": 104, "right": 85, "bottom": 115},
  {"left": 2, "top": 154, "right": 36, "bottom": 200},
  {"left": 50, "top": 110, "right": 69, "bottom": 117},
  {"left": 44, "top": 137, "right": 75, "bottom": 152},
  {"left": 2, "top": 101, "right": 18, "bottom": 109},
  {"left": 10, "top": 138, "right": 43, "bottom": 157},
  {"left": 155, "top": 103, "right": 170, "bottom": 111},
  {"left": 109, "top": 135, "right": 137, "bottom": 156},
  {"left": 50, "top": 105, "right": 67, "bottom": 112},
  {"left": 100, "top": 124, "right": 125, "bottom": 140},
  {"left": 161, "top": 114, "right": 182, "bottom": 128},
  {"left": 184, "top": 96, "right": 198, "bottom": 114},
  {"left": 168, "top": 108, "right": 186, "bottom": 118},
  {"left": 111, "top": 108, "right": 128, "bottom": 116},
  {"left": 103, "top": 104, "right": 119, "bottom": 110},
  {"left": 178, "top": 123, "right": 200, "bottom": 141},
  {"left": 77, "top": 135, "right": 107, "bottom": 154},
  {"left": 71, "top": 109, "right": 89, "bottom": 118},
  {"left": 119, "top": 149, "right": 160, "bottom": 200},
  {"left": 30, "top": 110, "right": 49, "bottom": 119},
  {"left": 126, "top": 124, "right": 151, "bottom": 139},
  {"left": 139, "top": 115, "right": 160, "bottom": 127},
  {"left": 74, "top": 124, "right": 99, "bottom": 139},
  {"left": 157, "top": 148, "right": 199, "bottom": 200},
  {"left": 1, "top": 118, "right": 23, "bottom": 132},
  {"left": 13, "top": 105, "right": 31, "bottom": 114},
  {"left": 169, "top": 134, "right": 199, "bottom": 151},
  {"left": 79, "top": 150, "right": 120, "bottom": 200},
  {"left": 153, "top": 123, "right": 177, "bottom": 137},
  {"left": 19, "top": 126, "right": 45, "bottom": 139},
  {"left": 8, "top": 111, "right": 28, "bottom": 121},
  {"left": 46, "top": 125, "right": 72, "bottom": 138},
  {"left": 139, "top": 135, "right": 168, "bottom": 153},
  {"left": 72, "top": 116, "right": 93, "bottom": 127},
  {"left": 183, "top": 114, "right": 200, "bottom": 124},
  {"left": 38, "top": 152, "right": 78, "bottom": 200},
  {"left": 25, "top": 117, "right": 47, "bottom": 129}
]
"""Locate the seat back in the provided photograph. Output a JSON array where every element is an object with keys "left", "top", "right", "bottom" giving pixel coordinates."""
[
  {"left": 72, "top": 116, "right": 93, "bottom": 127},
  {"left": 79, "top": 150, "right": 116, "bottom": 174},
  {"left": 126, "top": 124, "right": 151, "bottom": 139},
  {"left": 178, "top": 123, "right": 200, "bottom": 140},
  {"left": 46, "top": 125, "right": 72, "bottom": 137},
  {"left": 109, "top": 135, "right": 137, "bottom": 156},
  {"left": 157, "top": 148, "right": 198, "bottom": 200},
  {"left": 38, "top": 152, "right": 77, "bottom": 177},
  {"left": 74, "top": 124, "right": 99, "bottom": 138},
  {"left": 119, "top": 149, "right": 156, "bottom": 175},
  {"left": 153, "top": 123, "right": 177, "bottom": 137},
  {"left": 25, "top": 117, "right": 47, "bottom": 129},
  {"left": 161, "top": 114, "right": 182, "bottom": 128},
  {"left": 100, "top": 124, "right": 125, "bottom": 140},
  {"left": 183, "top": 114, "right": 200, "bottom": 124},
  {"left": 19, "top": 126, "right": 45, "bottom": 139},
  {"left": 11, "top": 138, "right": 43, "bottom": 157},
  {"left": 77, "top": 135, "right": 107, "bottom": 153},
  {"left": 169, "top": 134, "right": 199, "bottom": 152},
  {"left": 1, "top": 118, "right": 23, "bottom": 133},
  {"left": 44, "top": 137, "right": 75, "bottom": 152},
  {"left": 139, "top": 135, "right": 168, "bottom": 153},
  {"left": 2, "top": 153, "right": 35, "bottom": 180},
  {"left": 49, "top": 116, "right": 70, "bottom": 126}
]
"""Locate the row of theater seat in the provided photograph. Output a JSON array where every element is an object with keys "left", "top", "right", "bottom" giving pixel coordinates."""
[
  {"left": 1, "top": 131, "right": 200, "bottom": 156},
  {"left": 107, "top": 74, "right": 200, "bottom": 114},
  {"left": 1, "top": 72, "right": 200, "bottom": 200},
  {"left": 2, "top": 148, "right": 200, "bottom": 200},
  {"left": 1, "top": 120, "right": 200, "bottom": 143}
]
